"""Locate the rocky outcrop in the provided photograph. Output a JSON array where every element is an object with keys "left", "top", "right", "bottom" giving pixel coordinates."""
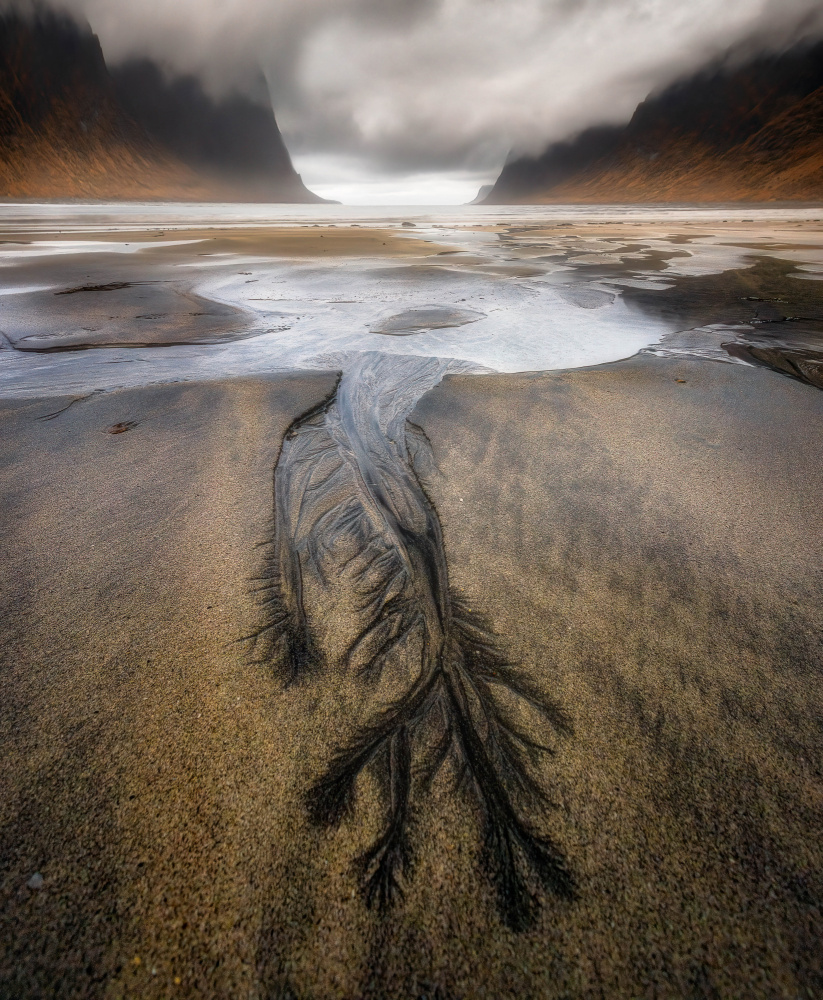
[{"left": 483, "top": 41, "right": 823, "bottom": 204}]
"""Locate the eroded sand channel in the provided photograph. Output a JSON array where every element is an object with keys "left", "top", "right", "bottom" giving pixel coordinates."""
[{"left": 1, "top": 207, "right": 822, "bottom": 998}]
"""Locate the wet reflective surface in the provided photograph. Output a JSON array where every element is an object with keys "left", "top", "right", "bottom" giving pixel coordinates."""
[
  {"left": 257, "top": 353, "right": 573, "bottom": 928},
  {"left": 1, "top": 205, "right": 822, "bottom": 395}
]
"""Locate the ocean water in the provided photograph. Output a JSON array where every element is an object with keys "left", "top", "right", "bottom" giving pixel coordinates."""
[{"left": 1, "top": 202, "right": 821, "bottom": 231}]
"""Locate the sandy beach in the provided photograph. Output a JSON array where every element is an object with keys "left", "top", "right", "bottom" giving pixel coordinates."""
[{"left": 1, "top": 209, "right": 822, "bottom": 998}]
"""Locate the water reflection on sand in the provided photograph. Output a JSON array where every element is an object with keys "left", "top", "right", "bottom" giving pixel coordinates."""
[{"left": 0, "top": 204, "right": 821, "bottom": 396}]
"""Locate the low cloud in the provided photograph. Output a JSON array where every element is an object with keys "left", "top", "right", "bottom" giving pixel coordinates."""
[{"left": 47, "top": 0, "right": 823, "bottom": 184}]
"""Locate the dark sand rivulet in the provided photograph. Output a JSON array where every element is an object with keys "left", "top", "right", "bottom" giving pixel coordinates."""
[{"left": 1, "top": 350, "right": 822, "bottom": 998}]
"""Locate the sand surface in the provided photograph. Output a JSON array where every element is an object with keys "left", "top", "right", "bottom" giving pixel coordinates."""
[
  {"left": 0, "top": 227, "right": 453, "bottom": 353},
  {"left": 1, "top": 353, "right": 821, "bottom": 998},
  {"left": 1, "top": 208, "right": 822, "bottom": 998}
]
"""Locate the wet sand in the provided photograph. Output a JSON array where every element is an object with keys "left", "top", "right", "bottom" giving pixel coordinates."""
[
  {"left": 1, "top": 351, "right": 822, "bottom": 998},
  {"left": 2, "top": 211, "right": 823, "bottom": 997},
  {"left": 1, "top": 226, "right": 447, "bottom": 256},
  {"left": 0, "top": 227, "right": 453, "bottom": 352}
]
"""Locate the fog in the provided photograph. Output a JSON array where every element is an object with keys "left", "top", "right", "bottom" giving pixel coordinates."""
[{"left": 48, "top": 0, "right": 823, "bottom": 201}]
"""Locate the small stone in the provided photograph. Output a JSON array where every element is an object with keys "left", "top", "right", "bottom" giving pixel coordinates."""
[{"left": 27, "top": 873, "right": 44, "bottom": 890}]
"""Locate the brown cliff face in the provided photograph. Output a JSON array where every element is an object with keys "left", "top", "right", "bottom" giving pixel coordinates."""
[
  {"left": 484, "top": 41, "right": 823, "bottom": 204},
  {"left": 110, "top": 61, "right": 330, "bottom": 203},
  {"left": 0, "top": 7, "right": 212, "bottom": 199},
  {"left": 0, "top": 6, "right": 326, "bottom": 202}
]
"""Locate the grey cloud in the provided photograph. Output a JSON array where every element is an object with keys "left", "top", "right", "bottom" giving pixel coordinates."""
[{"left": 44, "top": 0, "right": 823, "bottom": 177}]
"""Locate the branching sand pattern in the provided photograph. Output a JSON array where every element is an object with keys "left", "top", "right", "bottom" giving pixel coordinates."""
[{"left": 252, "top": 353, "right": 574, "bottom": 929}]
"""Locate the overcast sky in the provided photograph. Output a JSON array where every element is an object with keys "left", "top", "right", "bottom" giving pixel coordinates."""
[{"left": 60, "top": 0, "right": 823, "bottom": 202}]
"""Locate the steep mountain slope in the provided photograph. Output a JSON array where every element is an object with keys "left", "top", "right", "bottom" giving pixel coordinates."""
[
  {"left": 483, "top": 41, "right": 823, "bottom": 204},
  {"left": 0, "top": 6, "right": 202, "bottom": 199},
  {"left": 0, "top": 6, "right": 324, "bottom": 202},
  {"left": 110, "top": 61, "right": 326, "bottom": 203}
]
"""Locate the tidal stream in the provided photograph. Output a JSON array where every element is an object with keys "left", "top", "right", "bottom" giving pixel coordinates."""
[{"left": 262, "top": 351, "right": 574, "bottom": 929}]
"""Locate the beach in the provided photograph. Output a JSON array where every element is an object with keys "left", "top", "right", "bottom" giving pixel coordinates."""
[{"left": 1, "top": 207, "right": 821, "bottom": 998}]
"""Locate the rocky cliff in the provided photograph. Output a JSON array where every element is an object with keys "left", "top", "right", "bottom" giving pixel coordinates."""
[
  {"left": 483, "top": 41, "right": 823, "bottom": 204},
  {"left": 0, "top": 6, "right": 325, "bottom": 202},
  {"left": 110, "top": 60, "right": 327, "bottom": 203}
]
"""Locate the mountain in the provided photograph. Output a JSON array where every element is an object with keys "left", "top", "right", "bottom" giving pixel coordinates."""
[
  {"left": 469, "top": 184, "right": 494, "bottom": 205},
  {"left": 0, "top": 5, "right": 326, "bottom": 202},
  {"left": 482, "top": 41, "right": 823, "bottom": 204},
  {"left": 110, "top": 61, "right": 327, "bottom": 203}
]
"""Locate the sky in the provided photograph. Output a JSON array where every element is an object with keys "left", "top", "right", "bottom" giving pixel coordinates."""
[{"left": 55, "top": 0, "right": 823, "bottom": 203}]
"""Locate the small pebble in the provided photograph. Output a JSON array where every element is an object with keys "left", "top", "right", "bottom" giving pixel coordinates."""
[{"left": 27, "top": 873, "right": 43, "bottom": 890}]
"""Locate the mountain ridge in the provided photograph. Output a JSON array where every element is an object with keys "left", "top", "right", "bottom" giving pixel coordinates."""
[
  {"left": 482, "top": 40, "right": 823, "bottom": 204},
  {"left": 0, "top": 5, "right": 327, "bottom": 202}
]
